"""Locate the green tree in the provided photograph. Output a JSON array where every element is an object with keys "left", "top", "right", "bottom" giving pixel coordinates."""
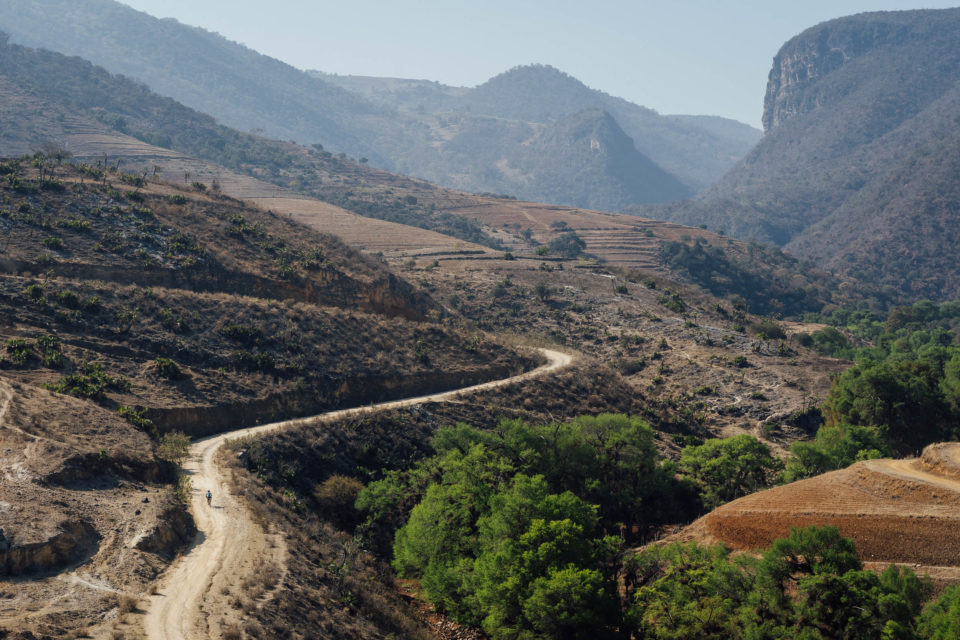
[
  {"left": 628, "top": 541, "right": 753, "bottom": 639},
  {"left": 679, "top": 435, "right": 783, "bottom": 509},
  {"left": 473, "top": 474, "right": 619, "bottom": 639},
  {"left": 940, "top": 351, "right": 960, "bottom": 415},
  {"left": 918, "top": 583, "right": 960, "bottom": 639},
  {"left": 392, "top": 444, "right": 510, "bottom": 620},
  {"left": 782, "top": 423, "right": 890, "bottom": 483},
  {"left": 522, "top": 567, "right": 614, "bottom": 639},
  {"left": 823, "top": 359, "right": 953, "bottom": 453}
]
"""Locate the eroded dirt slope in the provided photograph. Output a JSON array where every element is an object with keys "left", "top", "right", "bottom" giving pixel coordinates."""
[{"left": 0, "top": 377, "right": 191, "bottom": 639}]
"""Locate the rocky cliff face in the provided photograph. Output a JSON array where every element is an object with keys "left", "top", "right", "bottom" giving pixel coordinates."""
[
  {"left": 762, "top": 10, "right": 956, "bottom": 132},
  {"left": 648, "top": 8, "right": 960, "bottom": 303}
]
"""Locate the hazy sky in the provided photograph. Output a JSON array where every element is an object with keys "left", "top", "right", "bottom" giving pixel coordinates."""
[{"left": 119, "top": 0, "right": 958, "bottom": 127}]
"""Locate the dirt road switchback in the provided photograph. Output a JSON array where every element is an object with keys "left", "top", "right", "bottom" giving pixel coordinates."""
[{"left": 142, "top": 348, "right": 573, "bottom": 640}]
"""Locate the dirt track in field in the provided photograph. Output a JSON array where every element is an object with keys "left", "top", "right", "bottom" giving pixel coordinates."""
[{"left": 674, "top": 443, "right": 960, "bottom": 574}]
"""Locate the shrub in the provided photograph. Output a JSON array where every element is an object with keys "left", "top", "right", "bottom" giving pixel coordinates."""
[
  {"left": 732, "top": 355, "right": 749, "bottom": 368},
  {"left": 313, "top": 475, "right": 365, "bottom": 527},
  {"left": 116, "top": 594, "right": 138, "bottom": 615},
  {"left": 61, "top": 217, "right": 91, "bottom": 232},
  {"left": 153, "top": 357, "right": 183, "bottom": 379},
  {"left": 658, "top": 292, "right": 686, "bottom": 313},
  {"left": 750, "top": 319, "right": 787, "bottom": 340},
  {"left": 117, "top": 406, "right": 155, "bottom": 433},
  {"left": 42, "top": 236, "right": 64, "bottom": 249},
  {"left": 157, "top": 431, "right": 190, "bottom": 465},
  {"left": 36, "top": 334, "right": 64, "bottom": 368},
  {"left": 5, "top": 338, "right": 33, "bottom": 365},
  {"left": 533, "top": 282, "right": 551, "bottom": 302},
  {"left": 232, "top": 350, "right": 275, "bottom": 372},
  {"left": 46, "top": 361, "right": 129, "bottom": 398},
  {"left": 174, "top": 475, "right": 192, "bottom": 503},
  {"left": 23, "top": 283, "right": 45, "bottom": 302},
  {"left": 219, "top": 324, "right": 262, "bottom": 345},
  {"left": 56, "top": 290, "right": 80, "bottom": 307},
  {"left": 413, "top": 339, "right": 429, "bottom": 364},
  {"left": 547, "top": 231, "right": 586, "bottom": 258}
]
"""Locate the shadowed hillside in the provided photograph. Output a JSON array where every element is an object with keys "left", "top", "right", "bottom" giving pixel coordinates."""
[{"left": 644, "top": 8, "right": 960, "bottom": 303}]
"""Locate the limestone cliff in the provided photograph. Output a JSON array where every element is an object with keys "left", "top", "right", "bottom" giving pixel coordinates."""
[
  {"left": 762, "top": 12, "right": 919, "bottom": 131},
  {"left": 647, "top": 7, "right": 960, "bottom": 303}
]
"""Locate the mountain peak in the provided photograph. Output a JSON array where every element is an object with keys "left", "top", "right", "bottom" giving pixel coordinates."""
[{"left": 463, "top": 64, "right": 601, "bottom": 122}]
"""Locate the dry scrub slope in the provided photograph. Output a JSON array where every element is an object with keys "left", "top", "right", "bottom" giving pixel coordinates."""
[{"left": 142, "top": 348, "right": 571, "bottom": 640}]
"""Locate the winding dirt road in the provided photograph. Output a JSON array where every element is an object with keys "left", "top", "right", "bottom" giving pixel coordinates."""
[{"left": 142, "top": 348, "right": 573, "bottom": 640}]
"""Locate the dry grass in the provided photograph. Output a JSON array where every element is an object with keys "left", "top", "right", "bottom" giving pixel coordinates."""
[
  {"left": 116, "top": 594, "right": 138, "bottom": 615},
  {"left": 221, "top": 623, "right": 242, "bottom": 640}
]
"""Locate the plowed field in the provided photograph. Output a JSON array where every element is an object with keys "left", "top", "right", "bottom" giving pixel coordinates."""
[{"left": 677, "top": 443, "right": 960, "bottom": 569}]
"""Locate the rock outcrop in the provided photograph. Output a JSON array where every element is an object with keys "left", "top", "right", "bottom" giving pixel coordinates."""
[
  {"left": 0, "top": 520, "right": 99, "bottom": 576},
  {"left": 762, "top": 13, "right": 918, "bottom": 131}
]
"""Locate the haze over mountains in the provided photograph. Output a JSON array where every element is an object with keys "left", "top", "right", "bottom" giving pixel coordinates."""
[
  {"left": 3, "top": 1, "right": 960, "bottom": 306},
  {"left": 647, "top": 8, "right": 960, "bottom": 302},
  {"left": 10, "top": 3, "right": 960, "bottom": 638},
  {"left": 317, "top": 64, "right": 761, "bottom": 193},
  {"left": 0, "top": 0, "right": 759, "bottom": 211}
]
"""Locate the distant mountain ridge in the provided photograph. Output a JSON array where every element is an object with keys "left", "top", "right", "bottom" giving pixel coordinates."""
[
  {"left": 644, "top": 8, "right": 960, "bottom": 303},
  {"left": 0, "top": 0, "right": 757, "bottom": 212},
  {"left": 318, "top": 64, "right": 762, "bottom": 191}
]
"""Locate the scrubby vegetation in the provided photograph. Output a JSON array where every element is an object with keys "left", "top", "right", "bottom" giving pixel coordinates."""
[
  {"left": 784, "top": 300, "right": 960, "bottom": 479},
  {"left": 628, "top": 525, "right": 930, "bottom": 639},
  {"left": 661, "top": 238, "right": 841, "bottom": 316}
]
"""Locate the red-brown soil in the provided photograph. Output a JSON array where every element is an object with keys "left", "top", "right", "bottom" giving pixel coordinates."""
[{"left": 674, "top": 443, "right": 960, "bottom": 571}]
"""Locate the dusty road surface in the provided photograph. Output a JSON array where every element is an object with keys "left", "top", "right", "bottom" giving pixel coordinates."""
[{"left": 142, "top": 348, "right": 573, "bottom": 640}]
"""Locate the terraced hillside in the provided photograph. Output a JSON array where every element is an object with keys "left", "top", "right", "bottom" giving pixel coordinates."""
[
  {"left": 676, "top": 442, "right": 960, "bottom": 580},
  {"left": 0, "top": 38, "right": 857, "bottom": 455},
  {"left": 0, "top": 35, "right": 849, "bottom": 320},
  {"left": 0, "top": 161, "right": 531, "bottom": 430}
]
